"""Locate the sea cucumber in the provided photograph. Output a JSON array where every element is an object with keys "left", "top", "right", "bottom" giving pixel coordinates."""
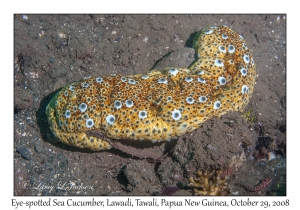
[{"left": 46, "top": 25, "right": 256, "bottom": 151}]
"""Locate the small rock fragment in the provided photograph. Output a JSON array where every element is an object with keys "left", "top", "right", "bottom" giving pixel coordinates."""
[
  {"left": 34, "top": 140, "right": 44, "bottom": 153},
  {"left": 16, "top": 146, "right": 31, "bottom": 160}
]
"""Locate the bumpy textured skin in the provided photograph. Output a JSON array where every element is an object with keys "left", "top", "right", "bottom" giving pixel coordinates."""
[{"left": 46, "top": 26, "right": 256, "bottom": 151}]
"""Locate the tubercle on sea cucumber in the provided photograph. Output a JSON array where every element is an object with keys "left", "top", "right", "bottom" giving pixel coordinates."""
[{"left": 46, "top": 25, "right": 256, "bottom": 151}]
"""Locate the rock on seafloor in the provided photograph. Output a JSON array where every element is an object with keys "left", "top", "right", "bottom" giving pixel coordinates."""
[{"left": 16, "top": 146, "right": 31, "bottom": 160}]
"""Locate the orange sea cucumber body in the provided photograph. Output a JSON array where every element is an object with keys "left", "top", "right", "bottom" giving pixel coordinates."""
[{"left": 46, "top": 26, "right": 256, "bottom": 151}]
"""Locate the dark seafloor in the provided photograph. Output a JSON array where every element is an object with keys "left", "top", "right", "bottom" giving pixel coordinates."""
[{"left": 14, "top": 14, "right": 286, "bottom": 196}]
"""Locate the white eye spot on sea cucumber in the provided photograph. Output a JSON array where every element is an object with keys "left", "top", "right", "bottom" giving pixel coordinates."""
[
  {"left": 198, "top": 77, "right": 206, "bottom": 83},
  {"left": 86, "top": 118, "right": 94, "bottom": 128},
  {"left": 242, "top": 85, "right": 249, "bottom": 94},
  {"left": 81, "top": 82, "right": 89, "bottom": 88},
  {"left": 138, "top": 110, "right": 148, "bottom": 119},
  {"left": 64, "top": 91, "right": 68, "bottom": 96},
  {"left": 114, "top": 100, "right": 122, "bottom": 109},
  {"left": 243, "top": 54, "right": 250, "bottom": 64},
  {"left": 152, "top": 140, "right": 157, "bottom": 143},
  {"left": 198, "top": 71, "right": 204, "bottom": 75},
  {"left": 205, "top": 29, "right": 213, "bottom": 34},
  {"left": 218, "top": 76, "right": 226, "bottom": 85},
  {"left": 79, "top": 103, "right": 87, "bottom": 112},
  {"left": 121, "top": 77, "right": 127, "bottom": 82},
  {"left": 110, "top": 74, "right": 116, "bottom": 76},
  {"left": 125, "top": 99, "right": 134, "bottom": 108},
  {"left": 106, "top": 115, "right": 116, "bottom": 125},
  {"left": 96, "top": 77, "right": 103, "bottom": 83},
  {"left": 128, "top": 79, "right": 137, "bottom": 85},
  {"left": 185, "top": 76, "right": 193, "bottom": 83},
  {"left": 64, "top": 110, "right": 71, "bottom": 118},
  {"left": 240, "top": 68, "right": 247, "bottom": 76},
  {"left": 228, "top": 45, "right": 235, "bottom": 53},
  {"left": 214, "top": 101, "right": 221, "bottom": 109},
  {"left": 69, "top": 85, "right": 75, "bottom": 91},
  {"left": 199, "top": 96, "right": 207, "bottom": 103},
  {"left": 218, "top": 46, "right": 226, "bottom": 53},
  {"left": 141, "top": 75, "right": 149, "bottom": 79},
  {"left": 243, "top": 43, "right": 248, "bottom": 49},
  {"left": 222, "top": 34, "right": 228, "bottom": 39},
  {"left": 239, "top": 34, "right": 244, "bottom": 39},
  {"left": 214, "top": 59, "right": 224, "bottom": 67},
  {"left": 166, "top": 96, "right": 172, "bottom": 101},
  {"left": 186, "top": 97, "right": 194, "bottom": 104},
  {"left": 169, "top": 68, "right": 179, "bottom": 76},
  {"left": 158, "top": 78, "right": 168, "bottom": 84},
  {"left": 172, "top": 109, "right": 182, "bottom": 121}
]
